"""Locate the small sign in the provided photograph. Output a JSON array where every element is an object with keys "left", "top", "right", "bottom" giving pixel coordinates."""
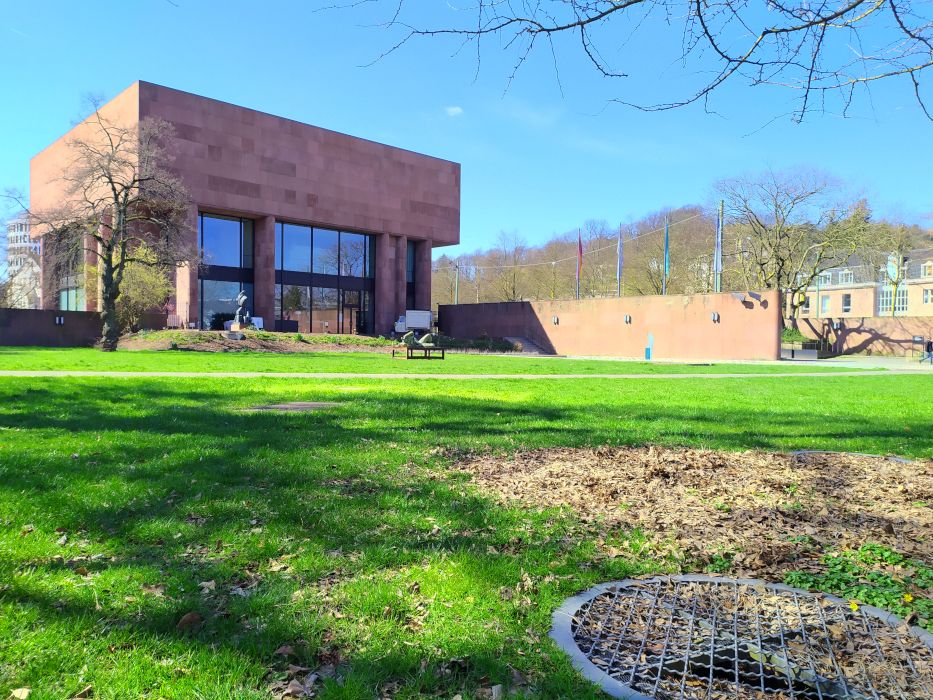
[{"left": 913, "top": 336, "right": 924, "bottom": 343}]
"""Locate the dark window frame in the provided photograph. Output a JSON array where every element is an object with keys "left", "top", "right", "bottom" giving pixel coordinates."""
[
  {"left": 199, "top": 212, "right": 253, "bottom": 270},
  {"left": 273, "top": 220, "right": 376, "bottom": 333}
]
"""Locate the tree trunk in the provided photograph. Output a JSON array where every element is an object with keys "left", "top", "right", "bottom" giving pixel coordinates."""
[{"left": 99, "top": 253, "right": 119, "bottom": 351}]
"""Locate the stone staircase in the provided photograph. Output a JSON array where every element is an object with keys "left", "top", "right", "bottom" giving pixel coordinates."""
[{"left": 503, "top": 336, "right": 550, "bottom": 355}]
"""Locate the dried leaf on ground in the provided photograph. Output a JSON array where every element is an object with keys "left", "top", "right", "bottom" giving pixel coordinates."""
[
  {"left": 175, "top": 611, "right": 203, "bottom": 632},
  {"left": 456, "top": 446, "right": 933, "bottom": 579}
]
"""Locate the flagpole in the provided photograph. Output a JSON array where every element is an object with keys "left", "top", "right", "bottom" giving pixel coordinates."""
[
  {"left": 616, "top": 226, "right": 623, "bottom": 298},
  {"left": 662, "top": 217, "right": 670, "bottom": 295},
  {"left": 576, "top": 229, "right": 582, "bottom": 300},
  {"left": 714, "top": 199, "right": 723, "bottom": 293}
]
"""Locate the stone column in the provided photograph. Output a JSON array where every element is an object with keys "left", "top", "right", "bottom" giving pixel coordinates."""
[
  {"left": 395, "top": 234, "right": 408, "bottom": 315},
  {"left": 374, "top": 233, "right": 396, "bottom": 335},
  {"left": 414, "top": 239, "right": 432, "bottom": 310},
  {"left": 175, "top": 204, "right": 199, "bottom": 328},
  {"left": 253, "top": 215, "right": 276, "bottom": 325}
]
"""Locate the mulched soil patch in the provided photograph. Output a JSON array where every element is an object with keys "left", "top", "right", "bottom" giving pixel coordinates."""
[
  {"left": 119, "top": 334, "right": 394, "bottom": 354},
  {"left": 454, "top": 446, "right": 932, "bottom": 579}
]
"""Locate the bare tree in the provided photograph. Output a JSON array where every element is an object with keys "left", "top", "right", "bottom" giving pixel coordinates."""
[
  {"left": 348, "top": 1, "right": 933, "bottom": 120},
  {"left": 489, "top": 230, "right": 528, "bottom": 301},
  {"left": 23, "top": 107, "right": 192, "bottom": 350},
  {"left": 716, "top": 170, "right": 867, "bottom": 326}
]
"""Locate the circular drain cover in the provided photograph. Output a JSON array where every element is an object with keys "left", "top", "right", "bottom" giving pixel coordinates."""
[{"left": 551, "top": 575, "right": 933, "bottom": 699}]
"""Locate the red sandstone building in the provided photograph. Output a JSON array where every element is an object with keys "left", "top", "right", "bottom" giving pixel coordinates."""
[{"left": 31, "top": 81, "right": 460, "bottom": 335}]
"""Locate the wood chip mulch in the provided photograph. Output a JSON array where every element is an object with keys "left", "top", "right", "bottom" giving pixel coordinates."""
[{"left": 454, "top": 446, "right": 933, "bottom": 578}]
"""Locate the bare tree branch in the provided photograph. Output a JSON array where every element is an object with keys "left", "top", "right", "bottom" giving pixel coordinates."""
[{"left": 342, "top": 0, "right": 933, "bottom": 120}]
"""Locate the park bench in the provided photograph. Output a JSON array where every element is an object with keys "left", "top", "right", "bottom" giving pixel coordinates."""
[{"left": 393, "top": 331, "right": 446, "bottom": 360}]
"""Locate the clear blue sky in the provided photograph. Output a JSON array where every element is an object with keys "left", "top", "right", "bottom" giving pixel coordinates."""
[{"left": 1, "top": 0, "right": 930, "bottom": 259}]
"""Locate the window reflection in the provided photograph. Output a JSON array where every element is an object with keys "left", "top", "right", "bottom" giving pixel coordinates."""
[
  {"left": 312, "top": 287, "right": 339, "bottom": 333},
  {"left": 283, "top": 223, "right": 312, "bottom": 273},
  {"left": 201, "top": 280, "right": 253, "bottom": 330},
  {"left": 313, "top": 229, "right": 339, "bottom": 275},
  {"left": 200, "top": 214, "right": 253, "bottom": 268},
  {"left": 280, "top": 284, "right": 310, "bottom": 333},
  {"left": 339, "top": 232, "right": 367, "bottom": 277}
]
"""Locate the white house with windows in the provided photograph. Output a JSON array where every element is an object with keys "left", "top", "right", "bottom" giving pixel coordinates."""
[{"left": 794, "top": 247, "right": 933, "bottom": 319}]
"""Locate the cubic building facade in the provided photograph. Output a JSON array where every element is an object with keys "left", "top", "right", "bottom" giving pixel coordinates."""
[{"left": 31, "top": 81, "right": 460, "bottom": 335}]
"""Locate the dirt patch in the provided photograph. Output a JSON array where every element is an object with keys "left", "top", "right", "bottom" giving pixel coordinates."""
[
  {"left": 455, "top": 445, "right": 933, "bottom": 578},
  {"left": 248, "top": 402, "right": 341, "bottom": 412},
  {"left": 118, "top": 331, "right": 394, "bottom": 354}
]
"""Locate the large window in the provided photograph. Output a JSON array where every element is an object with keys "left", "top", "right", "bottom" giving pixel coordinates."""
[
  {"left": 198, "top": 213, "right": 255, "bottom": 329},
  {"left": 273, "top": 223, "right": 375, "bottom": 333},
  {"left": 279, "top": 284, "right": 310, "bottom": 333},
  {"left": 313, "top": 229, "right": 339, "bottom": 275},
  {"left": 59, "top": 281, "right": 85, "bottom": 311},
  {"left": 339, "top": 232, "right": 371, "bottom": 278},
  {"left": 406, "top": 241, "right": 416, "bottom": 309},
  {"left": 877, "top": 286, "right": 908, "bottom": 315},
  {"left": 820, "top": 295, "right": 830, "bottom": 316},
  {"left": 311, "top": 287, "right": 339, "bottom": 333},
  {"left": 201, "top": 280, "right": 253, "bottom": 330},
  {"left": 200, "top": 214, "right": 253, "bottom": 268},
  {"left": 281, "top": 223, "right": 312, "bottom": 273}
]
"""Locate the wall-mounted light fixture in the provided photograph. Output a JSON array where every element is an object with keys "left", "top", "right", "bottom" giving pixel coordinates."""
[
  {"left": 54, "top": 315, "right": 64, "bottom": 326},
  {"left": 711, "top": 312, "right": 721, "bottom": 323},
  {"left": 551, "top": 315, "right": 559, "bottom": 325},
  {"left": 623, "top": 314, "right": 632, "bottom": 324}
]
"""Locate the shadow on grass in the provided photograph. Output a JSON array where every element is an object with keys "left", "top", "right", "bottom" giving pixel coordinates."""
[{"left": 0, "top": 377, "right": 929, "bottom": 697}]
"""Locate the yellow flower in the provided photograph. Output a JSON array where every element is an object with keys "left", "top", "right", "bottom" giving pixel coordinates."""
[
  {"left": 903, "top": 593, "right": 914, "bottom": 603},
  {"left": 849, "top": 600, "right": 860, "bottom": 611}
]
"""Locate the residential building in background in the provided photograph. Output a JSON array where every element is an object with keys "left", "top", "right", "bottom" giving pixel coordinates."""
[
  {"left": 30, "top": 81, "right": 460, "bottom": 334},
  {"left": 3, "top": 215, "right": 41, "bottom": 309},
  {"left": 792, "top": 247, "right": 933, "bottom": 320}
]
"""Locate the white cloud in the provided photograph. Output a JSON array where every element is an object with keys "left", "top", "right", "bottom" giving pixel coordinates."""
[{"left": 444, "top": 106, "right": 464, "bottom": 117}]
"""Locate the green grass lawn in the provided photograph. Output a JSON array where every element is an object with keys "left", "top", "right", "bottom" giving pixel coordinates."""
[
  {"left": 0, "top": 368, "right": 929, "bottom": 699},
  {"left": 0, "top": 346, "right": 872, "bottom": 374}
]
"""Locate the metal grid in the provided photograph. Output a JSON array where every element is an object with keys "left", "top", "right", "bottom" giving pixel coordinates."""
[{"left": 551, "top": 576, "right": 933, "bottom": 700}]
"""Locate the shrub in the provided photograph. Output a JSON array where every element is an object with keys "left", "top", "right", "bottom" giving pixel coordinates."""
[{"left": 781, "top": 327, "right": 809, "bottom": 344}]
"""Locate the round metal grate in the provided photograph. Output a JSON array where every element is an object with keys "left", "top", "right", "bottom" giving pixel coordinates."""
[{"left": 551, "top": 575, "right": 933, "bottom": 700}]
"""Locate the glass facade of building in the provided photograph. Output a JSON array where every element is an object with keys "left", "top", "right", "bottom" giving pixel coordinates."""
[
  {"left": 406, "top": 241, "right": 416, "bottom": 310},
  {"left": 273, "top": 222, "right": 375, "bottom": 335},
  {"left": 198, "top": 213, "right": 254, "bottom": 329},
  {"left": 58, "top": 275, "right": 85, "bottom": 311}
]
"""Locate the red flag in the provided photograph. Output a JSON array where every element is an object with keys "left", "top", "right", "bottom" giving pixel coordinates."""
[{"left": 577, "top": 230, "right": 584, "bottom": 274}]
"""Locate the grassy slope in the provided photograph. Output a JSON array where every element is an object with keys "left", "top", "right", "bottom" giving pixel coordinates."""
[
  {"left": 0, "top": 373, "right": 930, "bottom": 699},
  {"left": 0, "top": 347, "right": 870, "bottom": 374}
]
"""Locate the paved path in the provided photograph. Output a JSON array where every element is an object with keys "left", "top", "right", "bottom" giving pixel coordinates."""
[{"left": 0, "top": 369, "right": 929, "bottom": 380}]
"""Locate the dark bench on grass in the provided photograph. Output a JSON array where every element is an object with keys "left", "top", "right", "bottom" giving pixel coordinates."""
[{"left": 392, "top": 332, "right": 446, "bottom": 360}]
